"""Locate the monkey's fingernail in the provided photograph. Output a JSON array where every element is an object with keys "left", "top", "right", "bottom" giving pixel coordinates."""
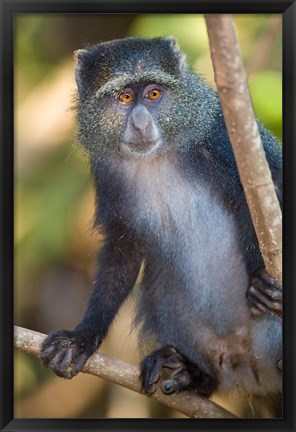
[{"left": 146, "top": 383, "right": 155, "bottom": 395}]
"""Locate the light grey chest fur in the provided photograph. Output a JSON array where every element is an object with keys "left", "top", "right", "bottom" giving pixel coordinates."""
[{"left": 121, "top": 157, "right": 249, "bottom": 321}]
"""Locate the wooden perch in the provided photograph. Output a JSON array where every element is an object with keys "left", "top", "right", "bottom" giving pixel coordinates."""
[
  {"left": 205, "top": 14, "right": 282, "bottom": 281},
  {"left": 14, "top": 326, "right": 236, "bottom": 419}
]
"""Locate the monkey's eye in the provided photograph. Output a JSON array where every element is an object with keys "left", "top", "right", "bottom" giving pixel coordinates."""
[
  {"left": 119, "top": 91, "right": 134, "bottom": 104},
  {"left": 146, "top": 88, "right": 162, "bottom": 101}
]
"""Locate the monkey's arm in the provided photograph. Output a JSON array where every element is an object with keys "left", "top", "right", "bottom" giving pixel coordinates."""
[{"left": 40, "top": 232, "right": 142, "bottom": 379}]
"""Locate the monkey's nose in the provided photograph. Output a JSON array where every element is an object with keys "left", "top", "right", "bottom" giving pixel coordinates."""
[{"left": 131, "top": 105, "right": 150, "bottom": 131}]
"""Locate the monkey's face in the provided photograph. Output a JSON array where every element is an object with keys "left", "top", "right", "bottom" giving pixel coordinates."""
[
  {"left": 74, "top": 37, "right": 189, "bottom": 159},
  {"left": 115, "top": 83, "right": 166, "bottom": 157}
]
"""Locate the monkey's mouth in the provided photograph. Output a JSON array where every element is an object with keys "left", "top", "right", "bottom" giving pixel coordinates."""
[{"left": 119, "top": 140, "right": 161, "bottom": 156}]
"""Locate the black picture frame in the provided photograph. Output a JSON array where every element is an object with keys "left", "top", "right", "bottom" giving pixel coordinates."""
[{"left": 0, "top": 0, "right": 295, "bottom": 431}]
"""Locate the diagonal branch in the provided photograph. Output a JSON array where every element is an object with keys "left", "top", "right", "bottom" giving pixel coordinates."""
[{"left": 14, "top": 326, "right": 236, "bottom": 419}]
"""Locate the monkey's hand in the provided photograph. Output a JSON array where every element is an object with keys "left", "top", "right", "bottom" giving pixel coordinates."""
[
  {"left": 140, "top": 346, "right": 217, "bottom": 397},
  {"left": 247, "top": 268, "right": 282, "bottom": 319},
  {"left": 40, "top": 329, "right": 98, "bottom": 379}
]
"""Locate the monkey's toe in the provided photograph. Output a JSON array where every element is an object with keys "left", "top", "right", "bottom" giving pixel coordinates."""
[
  {"left": 248, "top": 268, "right": 282, "bottom": 319},
  {"left": 40, "top": 329, "right": 94, "bottom": 379}
]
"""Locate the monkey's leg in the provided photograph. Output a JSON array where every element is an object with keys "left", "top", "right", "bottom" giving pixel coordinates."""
[
  {"left": 247, "top": 269, "right": 282, "bottom": 319},
  {"left": 140, "top": 346, "right": 218, "bottom": 397},
  {"left": 40, "top": 234, "right": 141, "bottom": 379}
]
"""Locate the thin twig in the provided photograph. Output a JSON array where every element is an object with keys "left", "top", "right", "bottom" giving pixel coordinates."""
[{"left": 14, "top": 326, "right": 236, "bottom": 419}]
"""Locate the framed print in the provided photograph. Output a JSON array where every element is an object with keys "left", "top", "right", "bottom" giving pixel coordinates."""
[{"left": 0, "top": 1, "right": 295, "bottom": 431}]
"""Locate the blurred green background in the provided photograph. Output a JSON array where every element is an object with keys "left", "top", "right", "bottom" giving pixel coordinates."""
[{"left": 14, "top": 14, "right": 282, "bottom": 419}]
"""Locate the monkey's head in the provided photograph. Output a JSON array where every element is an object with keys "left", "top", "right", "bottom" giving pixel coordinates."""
[{"left": 74, "top": 36, "right": 204, "bottom": 160}]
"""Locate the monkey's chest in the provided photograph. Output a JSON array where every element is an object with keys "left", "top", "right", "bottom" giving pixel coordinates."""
[
  {"left": 127, "top": 171, "right": 249, "bottom": 328},
  {"left": 130, "top": 175, "right": 242, "bottom": 270}
]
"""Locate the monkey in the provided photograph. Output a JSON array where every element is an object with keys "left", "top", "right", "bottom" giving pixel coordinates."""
[{"left": 40, "top": 36, "right": 282, "bottom": 407}]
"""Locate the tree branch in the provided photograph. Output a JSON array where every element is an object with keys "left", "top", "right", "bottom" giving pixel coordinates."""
[
  {"left": 14, "top": 326, "right": 236, "bottom": 419},
  {"left": 205, "top": 14, "right": 282, "bottom": 282}
]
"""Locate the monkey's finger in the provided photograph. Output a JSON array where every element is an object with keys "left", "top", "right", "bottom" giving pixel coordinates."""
[
  {"left": 162, "top": 371, "right": 191, "bottom": 395},
  {"left": 146, "top": 358, "right": 162, "bottom": 384},
  {"left": 252, "top": 277, "right": 282, "bottom": 301},
  {"left": 257, "top": 286, "right": 282, "bottom": 302},
  {"left": 161, "top": 379, "right": 179, "bottom": 394},
  {"left": 47, "top": 349, "right": 75, "bottom": 379},
  {"left": 249, "top": 286, "right": 282, "bottom": 316},
  {"left": 140, "top": 360, "right": 159, "bottom": 395},
  {"left": 72, "top": 351, "right": 91, "bottom": 376},
  {"left": 141, "top": 373, "right": 157, "bottom": 396},
  {"left": 248, "top": 295, "right": 267, "bottom": 316},
  {"left": 162, "top": 356, "right": 183, "bottom": 370},
  {"left": 140, "top": 358, "right": 168, "bottom": 395},
  {"left": 40, "top": 344, "right": 59, "bottom": 366},
  {"left": 255, "top": 268, "right": 282, "bottom": 290},
  {"left": 57, "top": 349, "right": 81, "bottom": 378},
  {"left": 140, "top": 349, "right": 171, "bottom": 385}
]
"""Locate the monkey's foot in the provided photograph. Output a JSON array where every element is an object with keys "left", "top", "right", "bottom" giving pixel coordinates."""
[
  {"left": 140, "top": 346, "right": 217, "bottom": 397},
  {"left": 248, "top": 268, "right": 282, "bottom": 319},
  {"left": 40, "top": 329, "right": 96, "bottom": 379}
]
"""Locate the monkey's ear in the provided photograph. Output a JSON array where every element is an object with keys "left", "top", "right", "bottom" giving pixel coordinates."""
[
  {"left": 166, "top": 36, "right": 186, "bottom": 71},
  {"left": 73, "top": 49, "right": 88, "bottom": 62},
  {"left": 73, "top": 49, "right": 90, "bottom": 94}
]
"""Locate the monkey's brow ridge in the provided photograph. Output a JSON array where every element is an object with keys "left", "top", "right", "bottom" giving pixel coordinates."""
[{"left": 95, "top": 71, "right": 179, "bottom": 98}]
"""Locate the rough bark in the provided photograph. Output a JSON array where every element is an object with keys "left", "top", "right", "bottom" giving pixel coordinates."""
[{"left": 205, "top": 14, "right": 282, "bottom": 281}]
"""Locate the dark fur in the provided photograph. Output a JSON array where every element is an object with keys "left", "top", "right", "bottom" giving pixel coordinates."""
[{"left": 41, "top": 37, "right": 282, "bottom": 401}]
